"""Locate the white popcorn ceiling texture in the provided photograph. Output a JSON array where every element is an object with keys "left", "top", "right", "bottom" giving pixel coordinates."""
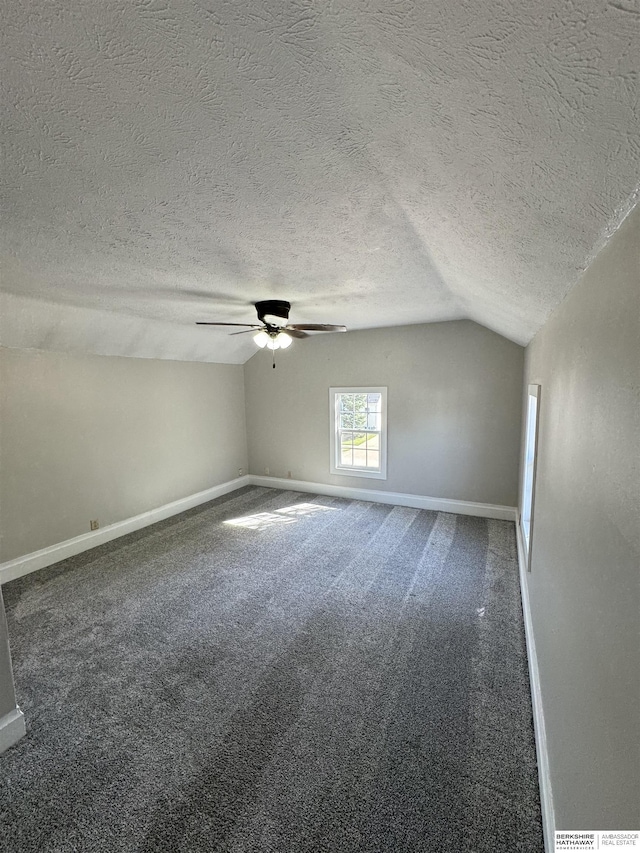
[{"left": 1, "top": 0, "right": 639, "bottom": 363}]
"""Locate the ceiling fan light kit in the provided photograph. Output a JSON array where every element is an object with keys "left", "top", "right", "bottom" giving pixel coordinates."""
[
  {"left": 254, "top": 330, "right": 292, "bottom": 350},
  {"left": 196, "top": 301, "right": 346, "bottom": 367},
  {"left": 273, "top": 332, "right": 293, "bottom": 349}
]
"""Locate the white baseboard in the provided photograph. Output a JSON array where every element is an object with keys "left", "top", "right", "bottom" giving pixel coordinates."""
[
  {"left": 515, "top": 519, "right": 555, "bottom": 852},
  {"left": 0, "top": 474, "right": 515, "bottom": 588},
  {"left": 0, "top": 707, "right": 26, "bottom": 754},
  {"left": 249, "top": 475, "right": 517, "bottom": 521},
  {"left": 0, "top": 476, "right": 251, "bottom": 586}
]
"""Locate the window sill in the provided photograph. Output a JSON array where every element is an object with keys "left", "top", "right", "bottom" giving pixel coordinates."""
[{"left": 330, "top": 466, "right": 387, "bottom": 480}]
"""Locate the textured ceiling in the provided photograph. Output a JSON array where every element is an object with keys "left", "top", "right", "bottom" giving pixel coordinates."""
[{"left": 1, "top": 0, "right": 638, "bottom": 362}]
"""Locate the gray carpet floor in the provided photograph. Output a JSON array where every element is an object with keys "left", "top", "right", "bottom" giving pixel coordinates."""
[{"left": 0, "top": 486, "right": 543, "bottom": 852}]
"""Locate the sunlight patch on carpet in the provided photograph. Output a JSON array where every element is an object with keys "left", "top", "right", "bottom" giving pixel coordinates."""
[{"left": 224, "top": 503, "right": 338, "bottom": 531}]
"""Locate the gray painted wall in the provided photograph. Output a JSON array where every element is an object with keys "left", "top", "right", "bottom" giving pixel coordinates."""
[
  {"left": 244, "top": 320, "right": 524, "bottom": 507},
  {"left": 0, "top": 348, "right": 248, "bottom": 563},
  {"left": 522, "top": 206, "right": 639, "bottom": 828}
]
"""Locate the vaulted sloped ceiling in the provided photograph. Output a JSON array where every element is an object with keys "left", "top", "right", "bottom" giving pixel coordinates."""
[{"left": 1, "top": 0, "right": 638, "bottom": 363}]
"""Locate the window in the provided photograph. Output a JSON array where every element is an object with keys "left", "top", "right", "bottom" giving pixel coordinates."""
[
  {"left": 330, "top": 387, "right": 387, "bottom": 479},
  {"left": 521, "top": 384, "right": 541, "bottom": 570}
]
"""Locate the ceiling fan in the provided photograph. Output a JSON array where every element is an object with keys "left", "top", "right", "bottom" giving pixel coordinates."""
[{"left": 196, "top": 300, "right": 347, "bottom": 359}]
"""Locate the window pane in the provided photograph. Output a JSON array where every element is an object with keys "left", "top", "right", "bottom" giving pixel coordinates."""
[
  {"left": 366, "top": 412, "right": 380, "bottom": 430},
  {"left": 349, "top": 433, "right": 364, "bottom": 467},
  {"left": 367, "top": 393, "right": 381, "bottom": 411},
  {"left": 366, "top": 449, "right": 380, "bottom": 470},
  {"left": 340, "top": 395, "right": 367, "bottom": 431},
  {"left": 366, "top": 432, "right": 379, "bottom": 450},
  {"left": 340, "top": 441, "right": 353, "bottom": 466},
  {"left": 522, "top": 394, "right": 538, "bottom": 546}
]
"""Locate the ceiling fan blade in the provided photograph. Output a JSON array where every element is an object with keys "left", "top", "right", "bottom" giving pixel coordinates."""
[
  {"left": 229, "top": 328, "right": 263, "bottom": 336},
  {"left": 284, "top": 328, "right": 308, "bottom": 339},
  {"left": 286, "top": 323, "right": 347, "bottom": 332},
  {"left": 196, "top": 322, "right": 263, "bottom": 327}
]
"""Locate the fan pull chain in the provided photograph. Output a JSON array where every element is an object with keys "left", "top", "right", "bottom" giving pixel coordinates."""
[{"left": 272, "top": 349, "right": 276, "bottom": 369}]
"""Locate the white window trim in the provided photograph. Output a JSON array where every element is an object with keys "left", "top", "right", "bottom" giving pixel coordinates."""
[
  {"left": 329, "top": 387, "right": 388, "bottom": 480},
  {"left": 520, "top": 384, "right": 541, "bottom": 572}
]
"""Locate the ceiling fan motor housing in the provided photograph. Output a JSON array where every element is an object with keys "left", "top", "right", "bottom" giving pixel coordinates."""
[{"left": 255, "top": 300, "right": 290, "bottom": 326}]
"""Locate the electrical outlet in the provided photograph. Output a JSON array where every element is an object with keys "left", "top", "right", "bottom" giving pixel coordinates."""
[
  {"left": 238, "top": 467, "right": 243, "bottom": 476},
  {"left": 90, "top": 519, "right": 99, "bottom": 531},
  {"left": 264, "top": 467, "right": 270, "bottom": 475}
]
